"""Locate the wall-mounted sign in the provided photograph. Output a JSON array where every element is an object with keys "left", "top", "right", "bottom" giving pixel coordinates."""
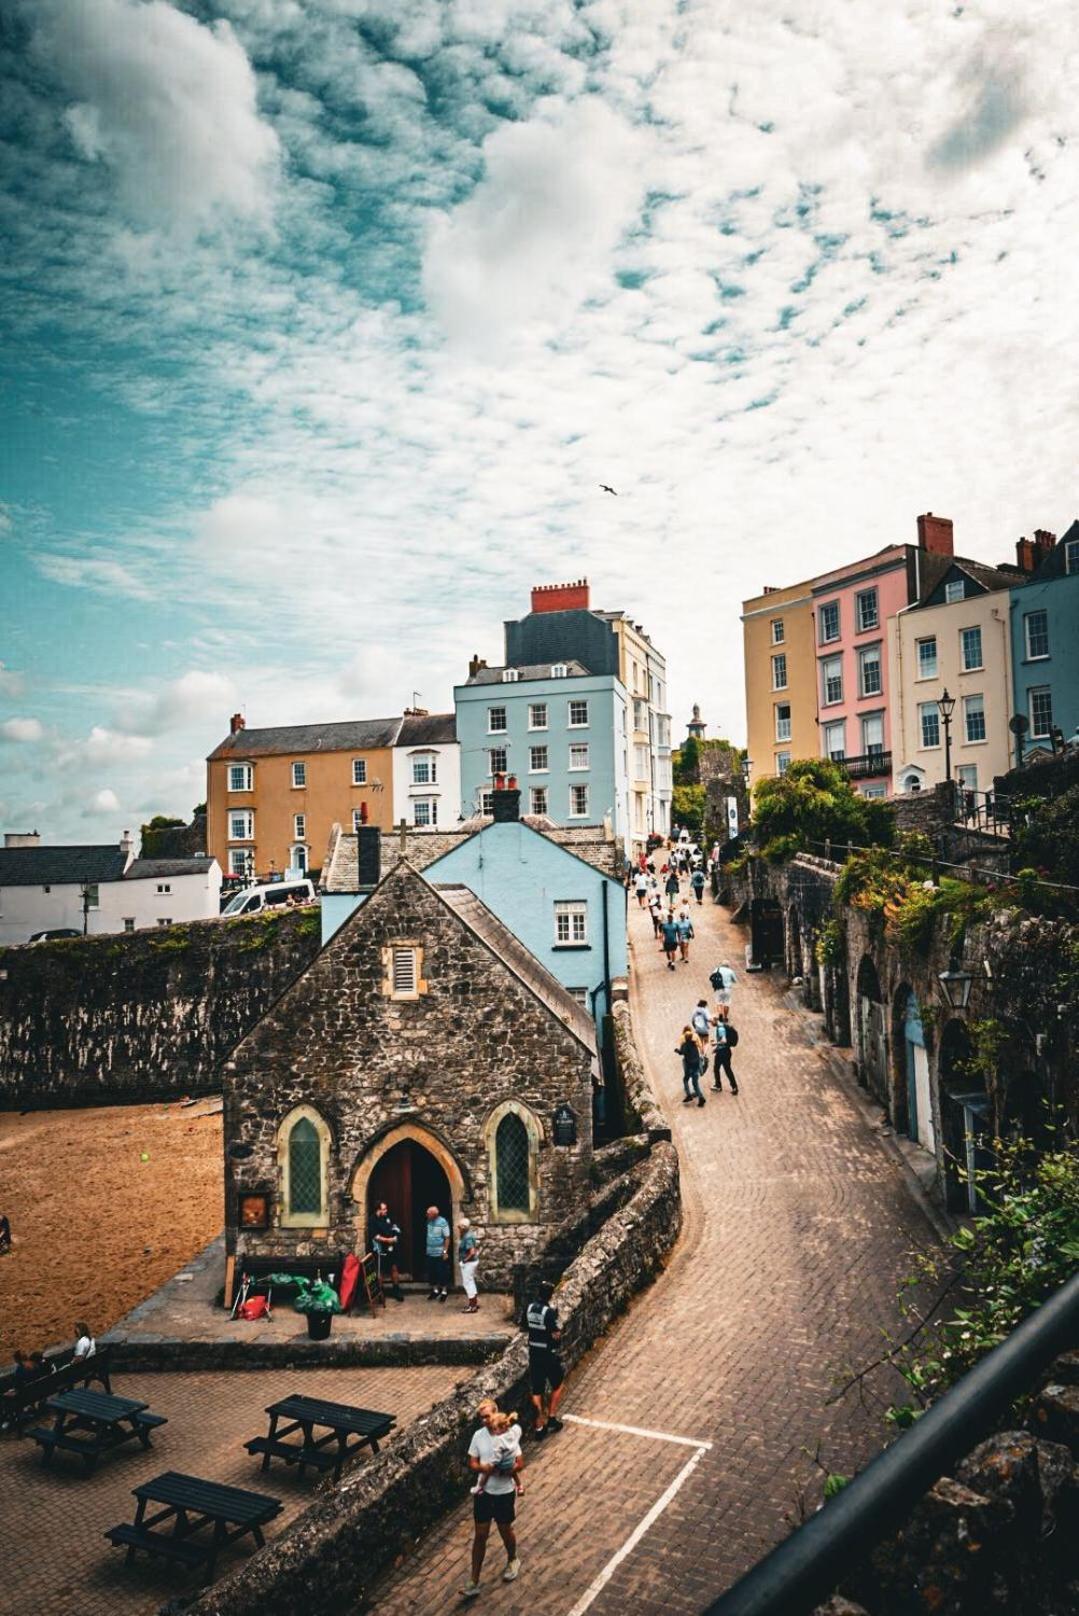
[
  {"left": 238, "top": 1192, "right": 270, "bottom": 1230},
  {"left": 726, "top": 796, "right": 739, "bottom": 838},
  {"left": 552, "top": 1104, "right": 577, "bottom": 1146}
]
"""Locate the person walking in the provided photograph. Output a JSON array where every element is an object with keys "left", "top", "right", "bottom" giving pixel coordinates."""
[
  {"left": 425, "top": 1205, "right": 451, "bottom": 1301},
  {"left": 711, "top": 1017, "right": 739, "bottom": 1094},
  {"left": 523, "top": 1279, "right": 567, "bottom": 1438},
  {"left": 676, "top": 1026, "right": 706, "bottom": 1107},
  {"left": 709, "top": 961, "right": 738, "bottom": 1020},
  {"left": 633, "top": 870, "right": 649, "bottom": 908},
  {"left": 461, "top": 1397, "right": 522, "bottom": 1598},
  {"left": 370, "top": 1200, "right": 406, "bottom": 1301},
  {"left": 660, "top": 913, "right": 679, "bottom": 970},
  {"left": 664, "top": 868, "right": 680, "bottom": 903},
  {"left": 675, "top": 905, "right": 694, "bottom": 964},
  {"left": 648, "top": 890, "right": 664, "bottom": 938},
  {"left": 458, "top": 1218, "right": 481, "bottom": 1314},
  {"left": 690, "top": 867, "right": 706, "bottom": 905}
]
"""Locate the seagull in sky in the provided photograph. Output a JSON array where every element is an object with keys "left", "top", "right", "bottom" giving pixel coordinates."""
[{"left": 599, "top": 483, "right": 618, "bottom": 496}]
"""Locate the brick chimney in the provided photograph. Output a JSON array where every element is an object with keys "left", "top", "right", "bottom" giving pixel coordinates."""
[
  {"left": 916, "top": 512, "right": 954, "bottom": 557},
  {"left": 1015, "top": 537, "right": 1037, "bottom": 574},
  {"left": 4, "top": 830, "right": 40, "bottom": 848},
  {"left": 229, "top": 712, "right": 245, "bottom": 734},
  {"left": 468, "top": 654, "right": 487, "bottom": 678},
  {"left": 530, "top": 579, "right": 590, "bottom": 614},
  {"left": 1034, "top": 528, "right": 1057, "bottom": 559}
]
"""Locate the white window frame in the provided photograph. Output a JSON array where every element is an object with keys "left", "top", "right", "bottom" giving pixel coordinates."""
[
  {"left": 776, "top": 751, "right": 791, "bottom": 774},
  {"left": 916, "top": 637, "right": 938, "bottom": 681},
  {"left": 861, "top": 712, "right": 885, "bottom": 757},
  {"left": 1023, "top": 610, "right": 1049, "bottom": 661},
  {"left": 412, "top": 799, "right": 437, "bottom": 827},
  {"left": 957, "top": 764, "right": 979, "bottom": 793},
  {"left": 771, "top": 618, "right": 785, "bottom": 645},
  {"left": 822, "top": 655, "right": 843, "bottom": 706},
  {"left": 771, "top": 653, "right": 788, "bottom": 691},
  {"left": 293, "top": 813, "right": 306, "bottom": 840},
  {"left": 352, "top": 809, "right": 366, "bottom": 832},
  {"left": 528, "top": 703, "right": 548, "bottom": 730},
  {"left": 123, "top": 917, "right": 135, "bottom": 933},
  {"left": 551, "top": 663, "right": 568, "bottom": 678},
  {"left": 568, "top": 743, "right": 590, "bottom": 771},
  {"left": 352, "top": 758, "right": 367, "bottom": 786},
  {"left": 818, "top": 601, "right": 840, "bottom": 644},
  {"left": 228, "top": 763, "right": 252, "bottom": 792},
  {"left": 1029, "top": 685, "right": 1053, "bottom": 740},
  {"left": 487, "top": 706, "right": 508, "bottom": 733},
  {"left": 1066, "top": 539, "right": 1079, "bottom": 575},
  {"left": 529, "top": 745, "right": 548, "bottom": 773},
  {"left": 291, "top": 761, "right": 306, "bottom": 789},
  {"left": 290, "top": 844, "right": 308, "bottom": 873},
  {"left": 775, "top": 703, "right": 791, "bottom": 743},
  {"left": 963, "top": 694, "right": 986, "bottom": 744},
  {"left": 857, "top": 644, "right": 883, "bottom": 698},
  {"left": 945, "top": 579, "right": 965, "bottom": 603},
  {"left": 569, "top": 783, "right": 589, "bottom": 817},
  {"left": 530, "top": 785, "right": 548, "bottom": 816},
  {"left": 822, "top": 720, "right": 846, "bottom": 762},
  {"left": 855, "top": 588, "right": 879, "bottom": 632},
  {"left": 568, "top": 699, "right": 589, "bottom": 728},
  {"left": 919, "top": 702, "right": 941, "bottom": 749},
  {"left": 229, "top": 809, "right": 254, "bottom": 841},
  {"left": 960, "top": 625, "right": 983, "bottom": 672},
  {"left": 155, "top": 882, "right": 172, "bottom": 895},
  {"left": 554, "top": 900, "right": 588, "bottom": 946},
  {"left": 502, "top": 668, "right": 520, "bottom": 683},
  {"left": 480, "top": 790, "right": 495, "bottom": 816},
  {"left": 229, "top": 849, "right": 249, "bottom": 877},
  {"left": 488, "top": 746, "right": 508, "bottom": 776},
  {"left": 410, "top": 754, "right": 436, "bottom": 785}
]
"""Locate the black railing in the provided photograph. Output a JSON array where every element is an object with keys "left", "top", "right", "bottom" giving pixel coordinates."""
[
  {"left": 838, "top": 751, "right": 891, "bottom": 782},
  {"left": 702, "top": 1268, "right": 1079, "bottom": 1616}
]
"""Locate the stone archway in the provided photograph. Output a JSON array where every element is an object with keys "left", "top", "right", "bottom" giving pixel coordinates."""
[
  {"left": 893, "top": 984, "right": 934, "bottom": 1153},
  {"left": 856, "top": 956, "right": 886, "bottom": 1101},
  {"left": 350, "top": 1123, "right": 468, "bottom": 1281}
]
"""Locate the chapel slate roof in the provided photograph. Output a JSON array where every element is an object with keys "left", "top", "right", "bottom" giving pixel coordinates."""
[
  {"left": 208, "top": 717, "right": 403, "bottom": 759},
  {"left": 433, "top": 882, "right": 598, "bottom": 1056},
  {"left": 463, "top": 660, "right": 592, "bottom": 685},
  {"left": 0, "top": 846, "right": 130, "bottom": 887},
  {"left": 124, "top": 857, "right": 217, "bottom": 880}
]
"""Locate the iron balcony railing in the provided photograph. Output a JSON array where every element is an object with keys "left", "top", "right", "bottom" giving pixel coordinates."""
[
  {"left": 837, "top": 750, "right": 892, "bottom": 781},
  {"left": 701, "top": 1267, "right": 1079, "bottom": 1616}
]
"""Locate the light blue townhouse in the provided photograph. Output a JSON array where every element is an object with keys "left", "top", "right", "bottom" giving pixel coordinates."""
[
  {"left": 454, "top": 657, "right": 630, "bottom": 850},
  {"left": 1009, "top": 522, "right": 1079, "bottom": 759}
]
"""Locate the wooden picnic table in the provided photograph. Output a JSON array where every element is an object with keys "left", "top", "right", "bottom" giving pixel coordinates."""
[
  {"left": 26, "top": 1387, "right": 166, "bottom": 1474},
  {"left": 105, "top": 1470, "right": 282, "bottom": 1580},
  {"left": 245, "top": 1391, "right": 395, "bottom": 1483}
]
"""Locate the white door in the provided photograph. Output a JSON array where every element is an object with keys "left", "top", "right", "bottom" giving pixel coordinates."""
[{"left": 914, "top": 1044, "right": 934, "bottom": 1153}]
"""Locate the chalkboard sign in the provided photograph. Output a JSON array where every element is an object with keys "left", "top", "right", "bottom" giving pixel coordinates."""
[{"left": 552, "top": 1103, "right": 577, "bottom": 1146}]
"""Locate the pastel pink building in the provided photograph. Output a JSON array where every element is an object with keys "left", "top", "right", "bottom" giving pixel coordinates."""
[{"left": 810, "top": 516, "right": 956, "bottom": 796}]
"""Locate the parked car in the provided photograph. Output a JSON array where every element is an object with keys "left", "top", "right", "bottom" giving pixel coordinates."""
[
  {"left": 220, "top": 879, "right": 317, "bottom": 917},
  {"left": 28, "top": 928, "right": 82, "bottom": 944}
]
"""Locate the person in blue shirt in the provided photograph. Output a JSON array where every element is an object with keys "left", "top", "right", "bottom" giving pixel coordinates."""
[
  {"left": 711, "top": 1016, "right": 739, "bottom": 1095},
  {"left": 425, "top": 1205, "right": 451, "bottom": 1302},
  {"left": 660, "top": 915, "right": 679, "bottom": 971}
]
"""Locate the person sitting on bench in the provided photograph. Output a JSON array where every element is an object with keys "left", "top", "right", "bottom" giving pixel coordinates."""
[{"left": 72, "top": 1322, "right": 96, "bottom": 1361}]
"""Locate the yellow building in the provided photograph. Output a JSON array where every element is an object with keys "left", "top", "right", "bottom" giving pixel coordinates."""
[
  {"left": 207, "top": 714, "right": 402, "bottom": 881},
  {"left": 741, "top": 580, "right": 818, "bottom": 786}
]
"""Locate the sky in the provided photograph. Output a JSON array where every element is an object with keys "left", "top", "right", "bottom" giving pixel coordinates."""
[{"left": 2, "top": 0, "right": 1077, "bottom": 842}]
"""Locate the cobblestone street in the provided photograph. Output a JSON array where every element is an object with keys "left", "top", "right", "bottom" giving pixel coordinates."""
[{"left": 366, "top": 889, "right": 941, "bottom": 1614}]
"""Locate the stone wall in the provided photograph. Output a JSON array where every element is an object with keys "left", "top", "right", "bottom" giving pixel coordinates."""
[
  {"left": 0, "top": 910, "right": 321, "bottom": 1109},
  {"left": 167, "top": 1137, "right": 681, "bottom": 1616}
]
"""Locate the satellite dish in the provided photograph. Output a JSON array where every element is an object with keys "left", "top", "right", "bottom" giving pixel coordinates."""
[{"left": 1008, "top": 714, "right": 1029, "bottom": 735}]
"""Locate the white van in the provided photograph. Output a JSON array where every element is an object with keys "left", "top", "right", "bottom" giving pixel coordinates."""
[{"left": 221, "top": 878, "right": 317, "bottom": 917}]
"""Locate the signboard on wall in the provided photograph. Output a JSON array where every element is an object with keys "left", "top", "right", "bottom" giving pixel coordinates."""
[{"left": 726, "top": 796, "right": 739, "bottom": 838}]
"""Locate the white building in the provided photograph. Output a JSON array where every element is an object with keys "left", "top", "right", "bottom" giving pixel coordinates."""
[
  {"left": 0, "top": 832, "right": 221, "bottom": 944},
  {"left": 390, "top": 711, "right": 461, "bottom": 830}
]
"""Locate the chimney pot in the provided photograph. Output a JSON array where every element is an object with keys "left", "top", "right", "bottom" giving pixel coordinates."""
[
  {"left": 229, "top": 712, "right": 245, "bottom": 734},
  {"left": 1016, "top": 537, "right": 1037, "bottom": 574},
  {"left": 530, "top": 579, "right": 591, "bottom": 614},
  {"left": 1033, "top": 528, "right": 1057, "bottom": 555}
]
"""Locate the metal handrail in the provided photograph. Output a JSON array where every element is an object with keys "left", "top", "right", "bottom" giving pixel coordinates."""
[{"left": 701, "top": 1268, "right": 1079, "bottom": 1616}]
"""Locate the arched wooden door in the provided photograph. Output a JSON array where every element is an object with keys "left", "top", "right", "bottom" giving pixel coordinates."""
[{"left": 366, "top": 1139, "right": 452, "bottom": 1280}]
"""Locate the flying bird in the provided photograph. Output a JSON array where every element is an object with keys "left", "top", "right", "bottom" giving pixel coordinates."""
[{"left": 599, "top": 483, "right": 618, "bottom": 496}]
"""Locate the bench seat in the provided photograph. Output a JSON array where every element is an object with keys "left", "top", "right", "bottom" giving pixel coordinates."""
[
  {"left": 105, "top": 1523, "right": 207, "bottom": 1567},
  {"left": 244, "top": 1435, "right": 336, "bottom": 1470},
  {"left": 134, "top": 1411, "right": 168, "bottom": 1429}
]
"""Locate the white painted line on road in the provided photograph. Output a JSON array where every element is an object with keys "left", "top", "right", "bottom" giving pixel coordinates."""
[
  {"left": 562, "top": 1413, "right": 712, "bottom": 1450},
  {"left": 563, "top": 1443, "right": 710, "bottom": 1616}
]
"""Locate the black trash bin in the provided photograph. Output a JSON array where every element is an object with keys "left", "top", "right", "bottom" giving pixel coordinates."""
[{"left": 306, "top": 1310, "right": 332, "bottom": 1341}]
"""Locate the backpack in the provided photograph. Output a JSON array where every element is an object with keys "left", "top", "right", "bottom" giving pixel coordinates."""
[
  {"left": 709, "top": 968, "right": 724, "bottom": 992},
  {"left": 725, "top": 1025, "right": 739, "bottom": 1047}
]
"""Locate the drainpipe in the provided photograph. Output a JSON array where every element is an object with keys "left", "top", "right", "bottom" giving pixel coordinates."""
[{"left": 601, "top": 880, "right": 611, "bottom": 1024}]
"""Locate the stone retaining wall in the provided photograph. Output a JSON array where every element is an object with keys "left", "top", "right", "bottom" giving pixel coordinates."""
[
  {"left": 612, "top": 1000, "right": 671, "bottom": 1141},
  {"left": 0, "top": 909, "right": 321, "bottom": 1108},
  {"left": 167, "top": 1137, "right": 681, "bottom": 1616}
]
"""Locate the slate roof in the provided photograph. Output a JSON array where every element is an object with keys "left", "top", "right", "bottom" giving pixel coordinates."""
[
  {"left": 321, "top": 820, "right": 621, "bottom": 889},
  {"left": 208, "top": 717, "right": 403, "bottom": 759},
  {"left": 463, "top": 660, "right": 592, "bottom": 685},
  {"left": 398, "top": 712, "right": 456, "bottom": 746},
  {"left": 124, "top": 857, "right": 217, "bottom": 880},
  {"left": 0, "top": 846, "right": 129, "bottom": 888},
  {"left": 433, "top": 882, "right": 598, "bottom": 1057}
]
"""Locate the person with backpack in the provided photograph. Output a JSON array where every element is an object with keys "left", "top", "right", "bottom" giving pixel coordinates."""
[
  {"left": 676, "top": 1027, "right": 706, "bottom": 1107},
  {"left": 709, "top": 961, "right": 737, "bottom": 1019},
  {"left": 711, "top": 1017, "right": 739, "bottom": 1094},
  {"left": 675, "top": 905, "right": 694, "bottom": 964},
  {"left": 690, "top": 868, "right": 706, "bottom": 905},
  {"left": 664, "top": 869, "right": 680, "bottom": 903}
]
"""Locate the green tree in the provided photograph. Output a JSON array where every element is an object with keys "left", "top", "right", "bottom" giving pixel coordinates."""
[
  {"left": 1013, "top": 784, "right": 1079, "bottom": 897},
  {"left": 672, "top": 736, "right": 700, "bottom": 785},
  {"left": 752, "top": 758, "right": 895, "bottom": 862},
  {"left": 671, "top": 784, "right": 706, "bottom": 839}
]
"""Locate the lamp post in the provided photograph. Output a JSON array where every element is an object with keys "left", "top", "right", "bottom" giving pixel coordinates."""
[
  {"left": 938, "top": 688, "right": 957, "bottom": 797},
  {"left": 937, "top": 967, "right": 973, "bottom": 1011}
]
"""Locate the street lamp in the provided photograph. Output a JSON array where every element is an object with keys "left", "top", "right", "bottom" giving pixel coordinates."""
[
  {"left": 938, "top": 967, "right": 973, "bottom": 1010},
  {"left": 937, "top": 688, "right": 957, "bottom": 794}
]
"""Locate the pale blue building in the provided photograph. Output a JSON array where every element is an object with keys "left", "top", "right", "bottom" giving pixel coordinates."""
[
  {"left": 1009, "top": 522, "right": 1079, "bottom": 759},
  {"left": 454, "top": 659, "right": 630, "bottom": 850}
]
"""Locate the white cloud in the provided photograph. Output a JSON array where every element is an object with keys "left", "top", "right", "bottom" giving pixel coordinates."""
[
  {"left": 60, "top": 727, "right": 155, "bottom": 768},
  {"left": 35, "top": 552, "right": 154, "bottom": 600},
  {"left": 28, "top": 0, "right": 279, "bottom": 229},
  {"left": 134, "top": 671, "right": 240, "bottom": 737},
  {"left": 0, "top": 663, "right": 25, "bottom": 698},
  {"left": 1, "top": 718, "right": 43, "bottom": 743},
  {"left": 90, "top": 787, "right": 120, "bottom": 813}
]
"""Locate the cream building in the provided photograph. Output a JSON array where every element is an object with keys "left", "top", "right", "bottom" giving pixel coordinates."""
[
  {"left": 601, "top": 611, "right": 672, "bottom": 843},
  {"left": 888, "top": 558, "right": 1017, "bottom": 797}
]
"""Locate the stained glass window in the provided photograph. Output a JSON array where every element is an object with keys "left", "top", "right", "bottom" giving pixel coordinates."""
[
  {"left": 495, "top": 1114, "right": 530, "bottom": 1214},
  {"left": 289, "top": 1117, "right": 322, "bottom": 1215}
]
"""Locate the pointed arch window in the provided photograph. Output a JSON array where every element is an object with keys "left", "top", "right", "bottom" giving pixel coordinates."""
[
  {"left": 485, "top": 1100, "right": 541, "bottom": 1222},
  {"left": 278, "top": 1105, "right": 331, "bottom": 1226}
]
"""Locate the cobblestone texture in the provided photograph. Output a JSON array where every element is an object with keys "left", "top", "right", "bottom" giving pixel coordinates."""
[
  {"left": 365, "top": 889, "right": 940, "bottom": 1614},
  {"left": 0, "top": 1364, "right": 465, "bottom": 1616}
]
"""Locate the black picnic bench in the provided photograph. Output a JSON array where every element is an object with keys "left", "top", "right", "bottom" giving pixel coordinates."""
[
  {"left": 245, "top": 1392, "right": 395, "bottom": 1483},
  {"left": 0, "top": 1344, "right": 113, "bottom": 1432},
  {"left": 105, "top": 1470, "right": 282, "bottom": 1580},
  {"left": 25, "top": 1387, "right": 166, "bottom": 1474}
]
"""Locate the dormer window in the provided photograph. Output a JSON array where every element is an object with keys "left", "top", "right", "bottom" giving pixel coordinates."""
[
  {"left": 502, "top": 668, "right": 520, "bottom": 683},
  {"left": 551, "top": 663, "right": 568, "bottom": 678},
  {"left": 945, "top": 579, "right": 965, "bottom": 603}
]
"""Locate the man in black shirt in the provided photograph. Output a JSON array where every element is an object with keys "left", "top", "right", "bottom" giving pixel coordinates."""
[
  {"left": 370, "top": 1201, "right": 405, "bottom": 1302},
  {"left": 522, "top": 1280, "right": 566, "bottom": 1438}
]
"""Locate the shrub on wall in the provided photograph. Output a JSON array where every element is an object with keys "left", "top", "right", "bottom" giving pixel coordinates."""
[{"left": 752, "top": 758, "right": 896, "bottom": 864}]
